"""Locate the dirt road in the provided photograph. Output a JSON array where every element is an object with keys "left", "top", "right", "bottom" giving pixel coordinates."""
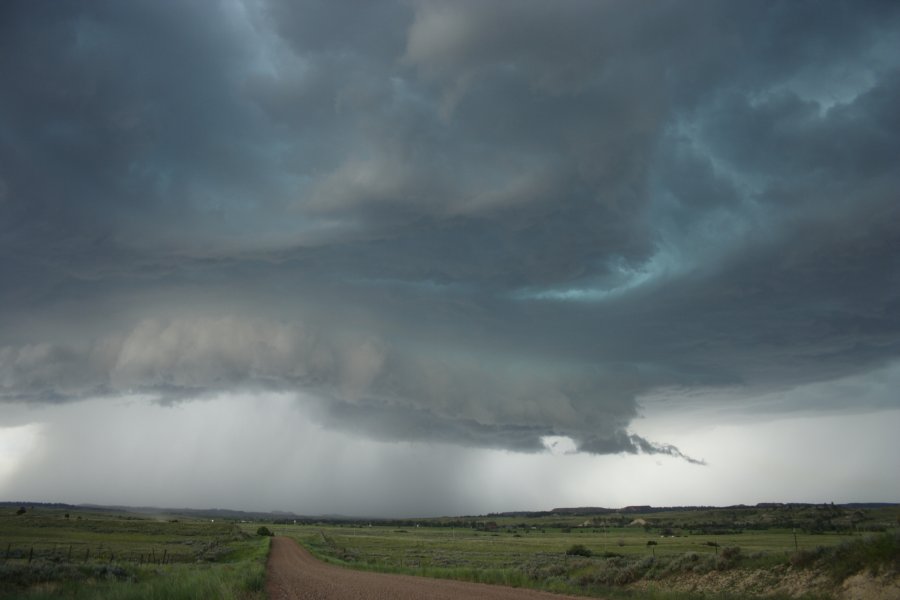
[{"left": 266, "top": 536, "right": 587, "bottom": 600}]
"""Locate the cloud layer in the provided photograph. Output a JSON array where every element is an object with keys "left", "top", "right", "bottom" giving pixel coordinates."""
[{"left": 2, "top": 1, "right": 899, "bottom": 462}]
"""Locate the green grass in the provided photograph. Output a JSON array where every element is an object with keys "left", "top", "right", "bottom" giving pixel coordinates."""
[
  {"left": 0, "top": 506, "right": 270, "bottom": 599},
  {"left": 259, "top": 506, "right": 898, "bottom": 600},
  {"left": 795, "top": 530, "right": 900, "bottom": 581},
  {"left": 3, "top": 504, "right": 895, "bottom": 598},
  {"left": 275, "top": 522, "right": 863, "bottom": 568},
  {"left": 1, "top": 559, "right": 268, "bottom": 600},
  {"left": 0, "top": 508, "right": 242, "bottom": 564}
]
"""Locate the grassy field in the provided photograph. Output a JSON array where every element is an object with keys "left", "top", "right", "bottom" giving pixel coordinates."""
[
  {"left": 2, "top": 503, "right": 896, "bottom": 599},
  {"left": 270, "top": 504, "right": 899, "bottom": 598},
  {"left": 0, "top": 505, "right": 269, "bottom": 599},
  {"left": 284, "top": 523, "right": 861, "bottom": 565}
]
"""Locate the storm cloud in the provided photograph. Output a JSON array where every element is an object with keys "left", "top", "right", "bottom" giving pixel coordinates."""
[{"left": 2, "top": 0, "right": 899, "bottom": 466}]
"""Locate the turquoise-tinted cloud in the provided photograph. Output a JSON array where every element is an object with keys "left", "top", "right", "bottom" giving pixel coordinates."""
[{"left": 2, "top": 0, "right": 899, "bottom": 461}]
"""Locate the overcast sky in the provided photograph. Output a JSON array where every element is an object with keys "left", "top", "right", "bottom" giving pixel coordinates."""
[{"left": 1, "top": 0, "right": 899, "bottom": 517}]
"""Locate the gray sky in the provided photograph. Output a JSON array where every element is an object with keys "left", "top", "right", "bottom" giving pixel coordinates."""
[{"left": 1, "top": 0, "right": 899, "bottom": 515}]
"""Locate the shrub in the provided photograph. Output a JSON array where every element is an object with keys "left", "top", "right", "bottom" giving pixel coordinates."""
[
  {"left": 566, "top": 544, "right": 593, "bottom": 557},
  {"left": 720, "top": 546, "right": 741, "bottom": 561},
  {"left": 827, "top": 531, "right": 900, "bottom": 581},
  {"left": 789, "top": 546, "right": 825, "bottom": 568},
  {"left": 256, "top": 526, "right": 274, "bottom": 537}
]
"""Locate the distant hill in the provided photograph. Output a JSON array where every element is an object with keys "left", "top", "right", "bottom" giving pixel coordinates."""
[
  {"left": 2, "top": 500, "right": 896, "bottom": 521},
  {"left": 0, "top": 501, "right": 303, "bottom": 522}
]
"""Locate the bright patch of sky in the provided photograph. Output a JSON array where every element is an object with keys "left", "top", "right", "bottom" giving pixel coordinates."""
[
  {"left": 4, "top": 394, "right": 896, "bottom": 514},
  {"left": 0, "top": 424, "right": 41, "bottom": 489}
]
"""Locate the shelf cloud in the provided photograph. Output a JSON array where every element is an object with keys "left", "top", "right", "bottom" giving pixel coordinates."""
[{"left": 2, "top": 0, "right": 899, "bottom": 475}]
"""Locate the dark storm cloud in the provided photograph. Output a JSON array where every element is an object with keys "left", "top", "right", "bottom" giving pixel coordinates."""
[{"left": 2, "top": 0, "right": 899, "bottom": 460}]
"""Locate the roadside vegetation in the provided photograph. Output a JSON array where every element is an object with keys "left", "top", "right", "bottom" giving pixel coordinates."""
[
  {"left": 0, "top": 506, "right": 269, "bottom": 599},
  {"left": 276, "top": 504, "right": 899, "bottom": 599},
  {"left": 2, "top": 502, "right": 896, "bottom": 599}
]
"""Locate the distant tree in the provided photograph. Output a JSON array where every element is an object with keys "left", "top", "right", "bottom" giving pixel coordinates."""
[
  {"left": 256, "top": 526, "right": 274, "bottom": 537},
  {"left": 16, "top": 507, "right": 26, "bottom": 516}
]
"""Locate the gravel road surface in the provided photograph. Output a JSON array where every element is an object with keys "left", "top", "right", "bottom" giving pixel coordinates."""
[{"left": 266, "top": 536, "right": 588, "bottom": 600}]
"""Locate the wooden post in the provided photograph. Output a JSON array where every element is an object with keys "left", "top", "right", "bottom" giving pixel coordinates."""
[{"left": 28, "top": 546, "right": 33, "bottom": 563}]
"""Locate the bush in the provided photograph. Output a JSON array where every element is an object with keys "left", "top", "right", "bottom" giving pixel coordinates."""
[
  {"left": 663, "top": 551, "right": 717, "bottom": 576},
  {"left": 566, "top": 544, "right": 593, "bottom": 557},
  {"left": 789, "top": 546, "right": 825, "bottom": 568},
  {"left": 827, "top": 531, "right": 900, "bottom": 581},
  {"left": 256, "top": 526, "right": 274, "bottom": 537}
]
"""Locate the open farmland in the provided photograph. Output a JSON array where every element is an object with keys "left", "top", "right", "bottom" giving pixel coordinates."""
[
  {"left": 1, "top": 503, "right": 897, "bottom": 599},
  {"left": 0, "top": 504, "right": 269, "bottom": 599},
  {"left": 266, "top": 504, "right": 899, "bottom": 599}
]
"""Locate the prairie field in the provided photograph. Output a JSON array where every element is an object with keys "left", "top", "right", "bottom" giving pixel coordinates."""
[
  {"left": 0, "top": 505, "right": 269, "bottom": 599},
  {"left": 271, "top": 505, "right": 899, "bottom": 598},
  {"left": 1, "top": 503, "right": 897, "bottom": 599}
]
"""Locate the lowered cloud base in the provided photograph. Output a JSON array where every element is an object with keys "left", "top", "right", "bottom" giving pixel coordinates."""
[{"left": 1, "top": 0, "right": 899, "bottom": 510}]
